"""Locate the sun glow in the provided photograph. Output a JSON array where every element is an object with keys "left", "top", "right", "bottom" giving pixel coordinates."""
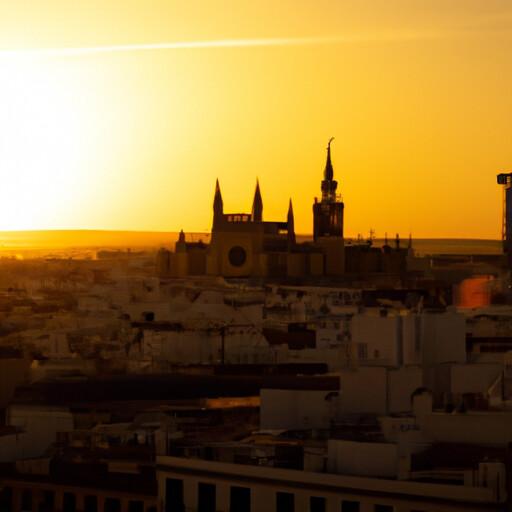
[
  {"left": 0, "top": 0, "right": 510, "bottom": 237},
  {"left": 0, "top": 56, "right": 88, "bottom": 230}
]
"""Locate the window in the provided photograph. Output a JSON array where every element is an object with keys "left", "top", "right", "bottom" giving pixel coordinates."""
[
  {"left": 104, "top": 498, "right": 121, "bottom": 512},
  {"left": 21, "top": 491, "right": 32, "bottom": 512},
  {"left": 37, "top": 491, "right": 54, "bottom": 512},
  {"left": 374, "top": 506, "right": 394, "bottom": 512},
  {"left": 197, "top": 483, "right": 216, "bottom": 512},
  {"left": 276, "top": 492, "right": 294, "bottom": 512},
  {"left": 341, "top": 501, "right": 360, "bottom": 512},
  {"left": 310, "top": 496, "right": 326, "bottom": 512},
  {"left": 63, "top": 492, "right": 76, "bottom": 512},
  {"left": 228, "top": 246, "right": 247, "bottom": 267},
  {"left": 128, "top": 501, "right": 144, "bottom": 512},
  {"left": 84, "top": 496, "right": 98, "bottom": 512},
  {"left": 230, "top": 486, "right": 250, "bottom": 512},
  {"left": 0, "top": 487, "right": 12, "bottom": 512},
  {"left": 166, "top": 479, "right": 184, "bottom": 512}
]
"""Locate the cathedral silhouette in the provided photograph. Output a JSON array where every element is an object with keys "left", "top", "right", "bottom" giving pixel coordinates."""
[{"left": 157, "top": 141, "right": 410, "bottom": 280}]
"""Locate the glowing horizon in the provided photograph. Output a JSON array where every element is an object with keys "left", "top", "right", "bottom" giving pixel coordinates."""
[{"left": 0, "top": 1, "right": 510, "bottom": 238}]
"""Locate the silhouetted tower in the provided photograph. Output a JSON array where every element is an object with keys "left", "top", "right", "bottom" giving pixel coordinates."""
[
  {"left": 407, "top": 233, "right": 414, "bottom": 257},
  {"left": 213, "top": 179, "right": 223, "bottom": 229},
  {"left": 176, "top": 229, "right": 186, "bottom": 253},
  {"left": 287, "top": 198, "right": 296, "bottom": 247},
  {"left": 313, "top": 138, "right": 344, "bottom": 241},
  {"left": 497, "top": 172, "right": 512, "bottom": 265},
  {"left": 252, "top": 179, "right": 263, "bottom": 222}
]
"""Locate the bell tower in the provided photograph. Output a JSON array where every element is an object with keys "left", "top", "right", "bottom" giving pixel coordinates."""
[
  {"left": 313, "top": 138, "right": 345, "bottom": 275},
  {"left": 313, "top": 138, "right": 344, "bottom": 240}
]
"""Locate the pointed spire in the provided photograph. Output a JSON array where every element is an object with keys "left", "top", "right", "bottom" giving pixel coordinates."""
[
  {"left": 321, "top": 138, "right": 338, "bottom": 202},
  {"left": 213, "top": 179, "right": 223, "bottom": 229},
  {"left": 178, "top": 229, "right": 185, "bottom": 243},
  {"left": 287, "top": 198, "right": 294, "bottom": 221},
  {"left": 251, "top": 178, "right": 263, "bottom": 222},
  {"left": 324, "top": 137, "right": 335, "bottom": 181},
  {"left": 213, "top": 179, "right": 223, "bottom": 211},
  {"left": 287, "top": 198, "right": 296, "bottom": 246}
]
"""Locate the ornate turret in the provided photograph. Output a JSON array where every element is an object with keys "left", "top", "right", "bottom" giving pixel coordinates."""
[
  {"left": 287, "top": 198, "right": 296, "bottom": 247},
  {"left": 321, "top": 137, "right": 338, "bottom": 202},
  {"left": 252, "top": 179, "right": 263, "bottom": 222},
  {"left": 213, "top": 179, "right": 223, "bottom": 229},
  {"left": 313, "top": 139, "right": 344, "bottom": 242}
]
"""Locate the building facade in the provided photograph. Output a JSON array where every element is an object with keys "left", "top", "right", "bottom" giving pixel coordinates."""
[{"left": 157, "top": 455, "right": 504, "bottom": 512}]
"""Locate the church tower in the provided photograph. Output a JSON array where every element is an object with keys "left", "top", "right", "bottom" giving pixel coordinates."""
[
  {"left": 313, "top": 138, "right": 344, "bottom": 240},
  {"left": 313, "top": 138, "right": 345, "bottom": 275}
]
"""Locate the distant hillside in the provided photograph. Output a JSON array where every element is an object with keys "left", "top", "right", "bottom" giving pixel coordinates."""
[
  {"left": 0, "top": 230, "right": 502, "bottom": 256},
  {"left": 0, "top": 230, "right": 208, "bottom": 251}
]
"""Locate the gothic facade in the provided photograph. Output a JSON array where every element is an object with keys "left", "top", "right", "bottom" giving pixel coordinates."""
[{"left": 157, "top": 142, "right": 408, "bottom": 280}]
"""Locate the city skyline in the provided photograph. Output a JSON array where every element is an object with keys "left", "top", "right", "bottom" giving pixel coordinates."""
[
  {"left": 1, "top": 4, "right": 512, "bottom": 511},
  {"left": 0, "top": 1, "right": 511, "bottom": 238}
]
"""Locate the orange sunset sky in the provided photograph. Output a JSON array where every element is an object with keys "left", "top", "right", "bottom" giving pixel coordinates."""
[{"left": 0, "top": 0, "right": 511, "bottom": 238}]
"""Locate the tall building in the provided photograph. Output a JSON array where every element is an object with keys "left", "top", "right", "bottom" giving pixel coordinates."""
[
  {"left": 497, "top": 172, "right": 512, "bottom": 267},
  {"left": 313, "top": 137, "right": 344, "bottom": 240},
  {"left": 313, "top": 138, "right": 345, "bottom": 276}
]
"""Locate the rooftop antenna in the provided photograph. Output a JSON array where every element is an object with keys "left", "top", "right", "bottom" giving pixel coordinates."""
[{"left": 368, "top": 229, "right": 375, "bottom": 246}]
